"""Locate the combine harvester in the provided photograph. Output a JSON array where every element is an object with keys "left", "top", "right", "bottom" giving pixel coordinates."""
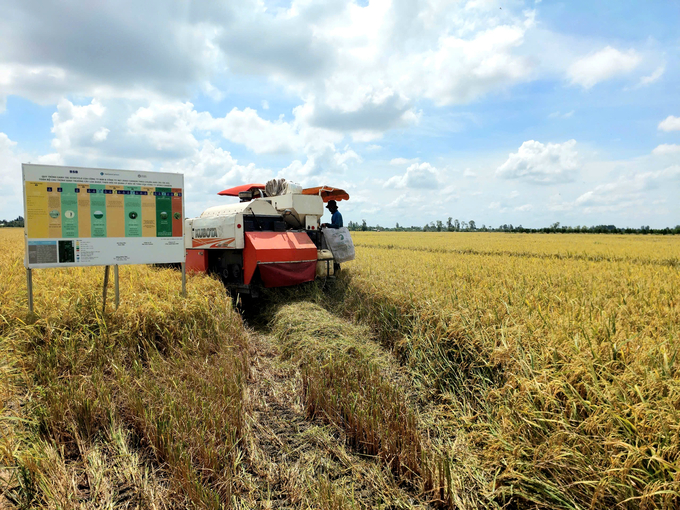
[{"left": 184, "top": 179, "right": 355, "bottom": 297}]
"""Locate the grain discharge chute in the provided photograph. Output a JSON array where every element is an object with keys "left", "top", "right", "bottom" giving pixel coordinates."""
[{"left": 184, "top": 179, "right": 354, "bottom": 296}]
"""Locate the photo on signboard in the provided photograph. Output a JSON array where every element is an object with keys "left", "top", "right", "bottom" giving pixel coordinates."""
[{"left": 58, "top": 240, "right": 75, "bottom": 263}]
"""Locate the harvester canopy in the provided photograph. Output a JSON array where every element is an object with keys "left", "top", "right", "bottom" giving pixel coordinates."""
[
  {"left": 217, "top": 183, "right": 265, "bottom": 196},
  {"left": 302, "top": 186, "right": 350, "bottom": 203}
]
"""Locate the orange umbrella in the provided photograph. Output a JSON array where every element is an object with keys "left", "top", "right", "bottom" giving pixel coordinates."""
[{"left": 302, "top": 186, "right": 350, "bottom": 203}]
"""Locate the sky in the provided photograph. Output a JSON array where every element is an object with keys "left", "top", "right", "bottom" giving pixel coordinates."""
[{"left": 1, "top": 0, "right": 678, "bottom": 229}]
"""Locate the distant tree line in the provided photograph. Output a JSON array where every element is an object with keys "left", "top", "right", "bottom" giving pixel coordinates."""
[
  {"left": 347, "top": 218, "right": 680, "bottom": 235},
  {"left": 0, "top": 216, "right": 24, "bottom": 228},
  {"left": 3, "top": 214, "right": 677, "bottom": 235}
]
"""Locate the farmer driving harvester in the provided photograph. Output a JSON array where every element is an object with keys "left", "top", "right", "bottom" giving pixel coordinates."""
[{"left": 321, "top": 200, "right": 342, "bottom": 229}]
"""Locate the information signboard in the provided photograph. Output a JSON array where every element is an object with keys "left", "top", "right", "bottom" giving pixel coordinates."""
[{"left": 22, "top": 164, "right": 185, "bottom": 268}]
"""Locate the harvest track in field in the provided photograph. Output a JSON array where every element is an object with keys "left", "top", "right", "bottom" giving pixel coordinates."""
[
  {"left": 240, "top": 325, "right": 430, "bottom": 508},
  {"left": 239, "top": 299, "right": 485, "bottom": 509}
]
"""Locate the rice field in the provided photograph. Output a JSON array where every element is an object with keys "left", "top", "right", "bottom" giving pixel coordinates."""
[
  {"left": 353, "top": 231, "right": 680, "bottom": 265},
  {"left": 0, "top": 228, "right": 249, "bottom": 507},
  {"left": 328, "top": 231, "right": 680, "bottom": 509},
  {"left": 2, "top": 227, "right": 679, "bottom": 509}
]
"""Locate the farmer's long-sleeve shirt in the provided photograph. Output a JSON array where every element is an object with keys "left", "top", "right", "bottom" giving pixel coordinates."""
[{"left": 327, "top": 210, "right": 343, "bottom": 228}]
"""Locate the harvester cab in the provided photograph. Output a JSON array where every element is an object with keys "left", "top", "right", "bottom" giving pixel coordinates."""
[{"left": 184, "top": 179, "right": 354, "bottom": 296}]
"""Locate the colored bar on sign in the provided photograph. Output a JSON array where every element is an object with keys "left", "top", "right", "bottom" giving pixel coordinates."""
[
  {"left": 77, "top": 183, "right": 91, "bottom": 237},
  {"left": 47, "top": 183, "right": 62, "bottom": 238},
  {"left": 141, "top": 187, "right": 156, "bottom": 237},
  {"left": 106, "top": 185, "right": 125, "bottom": 237},
  {"left": 124, "top": 186, "right": 142, "bottom": 237},
  {"left": 155, "top": 188, "right": 173, "bottom": 237},
  {"left": 89, "top": 185, "right": 107, "bottom": 237},
  {"left": 60, "top": 183, "right": 79, "bottom": 238},
  {"left": 25, "top": 182, "right": 49, "bottom": 239},
  {"left": 171, "top": 188, "right": 183, "bottom": 237}
]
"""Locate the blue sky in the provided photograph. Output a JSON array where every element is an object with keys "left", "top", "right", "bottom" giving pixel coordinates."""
[{"left": 1, "top": 0, "right": 678, "bottom": 228}]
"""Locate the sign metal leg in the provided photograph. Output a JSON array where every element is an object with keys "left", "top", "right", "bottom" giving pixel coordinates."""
[
  {"left": 114, "top": 265, "right": 120, "bottom": 310},
  {"left": 26, "top": 268, "right": 33, "bottom": 313},
  {"left": 102, "top": 265, "right": 110, "bottom": 315}
]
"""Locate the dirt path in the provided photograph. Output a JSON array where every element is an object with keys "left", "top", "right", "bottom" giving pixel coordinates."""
[{"left": 237, "top": 330, "right": 430, "bottom": 509}]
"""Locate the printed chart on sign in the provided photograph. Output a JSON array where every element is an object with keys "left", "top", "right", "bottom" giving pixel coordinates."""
[{"left": 22, "top": 164, "right": 185, "bottom": 268}]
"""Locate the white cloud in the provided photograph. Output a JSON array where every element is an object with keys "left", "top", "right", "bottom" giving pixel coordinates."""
[
  {"left": 387, "top": 193, "right": 422, "bottom": 209},
  {"left": 0, "top": 132, "right": 61, "bottom": 219},
  {"left": 652, "top": 144, "right": 680, "bottom": 156},
  {"left": 0, "top": 1, "right": 673, "bottom": 228},
  {"left": 496, "top": 139, "right": 580, "bottom": 184},
  {"left": 400, "top": 23, "right": 534, "bottom": 106},
  {"left": 573, "top": 166, "right": 680, "bottom": 214},
  {"left": 92, "top": 128, "right": 110, "bottom": 142},
  {"left": 637, "top": 66, "right": 665, "bottom": 87},
  {"left": 548, "top": 110, "right": 574, "bottom": 119},
  {"left": 385, "top": 162, "right": 439, "bottom": 189},
  {"left": 49, "top": 98, "right": 203, "bottom": 166},
  {"left": 0, "top": 134, "right": 20, "bottom": 202},
  {"left": 1, "top": 0, "right": 652, "bottom": 144},
  {"left": 1, "top": 0, "right": 541, "bottom": 137},
  {"left": 127, "top": 102, "right": 200, "bottom": 153},
  {"left": 201, "top": 82, "right": 225, "bottom": 102},
  {"left": 212, "top": 1, "right": 536, "bottom": 134},
  {"left": 44, "top": 96, "right": 363, "bottom": 196},
  {"left": 568, "top": 46, "right": 641, "bottom": 89},
  {"left": 281, "top": 145, "right": 361, "bottom": 184},
  {"left": 547, "top": 194, "right": 573, "bottom": 212},
  {"left": 390, "top": 157, "right": 419, "bottom": 166},
  {"left": 515, "top": 204, "right": 533, "bottom": 211},
  {"left": 488, "top": 201, "right": 507, "bottom": 213},
  {"left": 160, "top": 140, "right": 273, "bottom": 212},
  {"left": 0, "top": 1, "right": 221, "bottom": 105},
  {"left": 52, "top": 99, "right": 111, "bottom": 154},
  {"left": 199, "top": 107, "right": 301, "bottom": 154},
  {"left": 659, "top": 116, "right": 680, "bottom": 132}
]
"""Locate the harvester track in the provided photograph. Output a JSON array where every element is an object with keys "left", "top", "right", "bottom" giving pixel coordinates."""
[{"left": 238, "top": 310, "right": 432, "bottom": 509}]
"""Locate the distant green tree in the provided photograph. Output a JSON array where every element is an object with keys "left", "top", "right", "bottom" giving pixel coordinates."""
[{"left": 0, "top": 216, "right": 24, "bottom": 228}]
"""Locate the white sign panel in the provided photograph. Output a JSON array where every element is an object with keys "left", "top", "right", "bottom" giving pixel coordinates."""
[{"left": 22, "top": 164, "right": 185, "bottom": 268}]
